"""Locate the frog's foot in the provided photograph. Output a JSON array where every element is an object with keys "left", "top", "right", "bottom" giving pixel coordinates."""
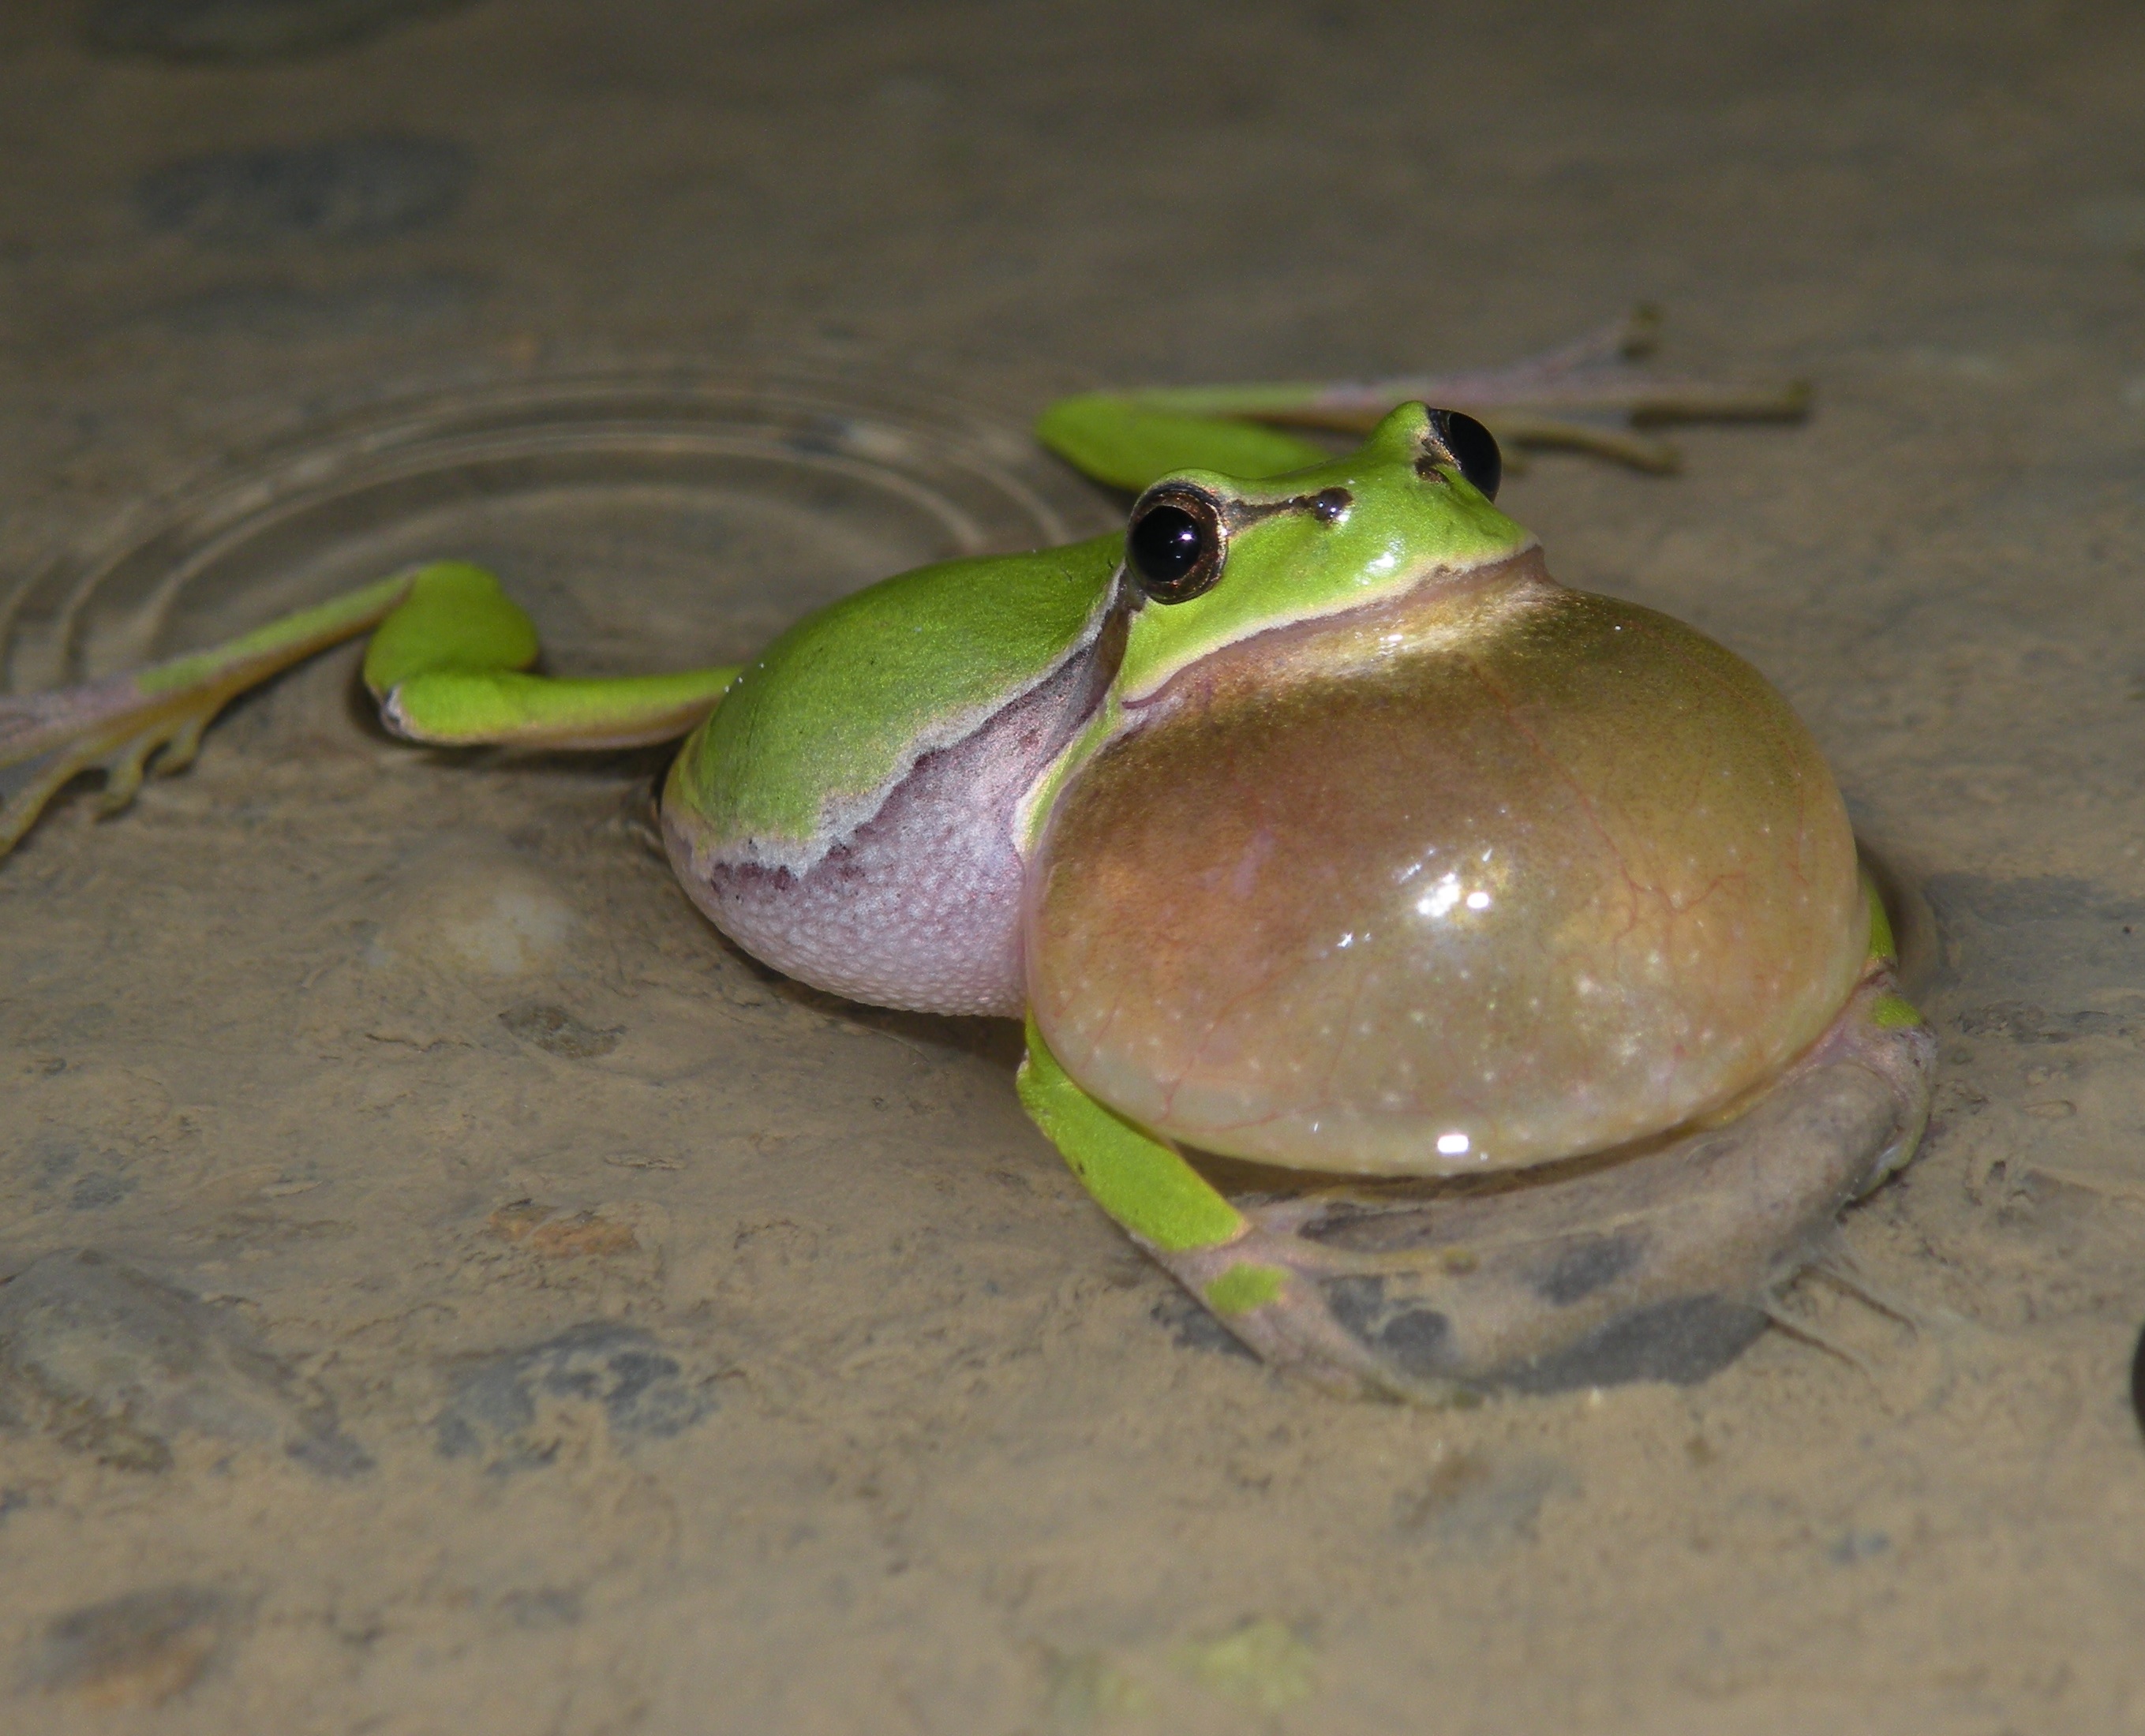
[
  {"left": 0, "top": 561, "right": 740, "bottom": 862},
  {"left": 0, "top": 573, "right": 415, "bottom": 856},
  {"left": 1277, "top": 307, "right": 1811, "bottom": 473},
  {"left": 1166, "top": 971, "right": 1933, "bottom": 1402},
  {"left": 1043, "top": 309, "right": 1810, "bottom": 486},
  {"left": 1021, "top": 972, "right": 1933, "bottom": 1404}
]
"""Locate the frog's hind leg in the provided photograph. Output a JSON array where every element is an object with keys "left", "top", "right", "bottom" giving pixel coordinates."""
[
  {"left": 360, "top": 562, "right": 739, "bottom": 750},
  {"left": 1022, "top": 969, "right": 1936, "bottom": 1405},
  {"left": 1041, "top": 309, "right": 1810, "bottom": 487},
  {"left": 0, "top": 560, "right": 741, "bottom": 861},
  {"left": 1263, "top": 307, "right": 1812, "bottom": 473}
]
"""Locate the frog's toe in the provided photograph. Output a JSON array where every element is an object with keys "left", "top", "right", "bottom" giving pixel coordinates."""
[
  {"left": 0, "top": 574, "right": 418, "bottom": 860},
  {"left": 0, "top": 675, "right": 232, "bottom": 855},
  {"left": 1159, "top": 972, "right": 1935, "bottom": 1403}
]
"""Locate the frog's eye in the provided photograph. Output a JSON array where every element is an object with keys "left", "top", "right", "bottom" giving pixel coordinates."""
[
  {"left": 1127, "top": 484, "right": 1227, "bottom": 604},
  {"left": 1420, "top": 408, "right": 1503, "bottom": 501}
]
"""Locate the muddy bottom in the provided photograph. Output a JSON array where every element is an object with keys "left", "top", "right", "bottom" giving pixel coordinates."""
[{"left": 2, "top": 2, "right": 2145, "bottom": 1731}]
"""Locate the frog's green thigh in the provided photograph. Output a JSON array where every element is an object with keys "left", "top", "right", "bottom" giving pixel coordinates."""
[
  {"left": 1033, "top": 399, "right": 1332, "bottom": 493},
  {"left": 1022, "top": 967, "right": 1935, "bottom": 1405},
  {"left": 0, "top": 560, "right": 738, "bottom": 857},
  {"left": 363, "top": 562, "right": 739, "bottom": 749}
]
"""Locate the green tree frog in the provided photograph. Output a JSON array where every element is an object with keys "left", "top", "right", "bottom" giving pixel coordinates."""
[{"left": 0, "top": 333, "right": 1932, "bottom": 1401}]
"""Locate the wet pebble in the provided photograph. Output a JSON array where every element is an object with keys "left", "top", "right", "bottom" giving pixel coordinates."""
[
  {"left": 30, "top": 1584, "right": 238, "bottom": 1708},
  {"left": 0, "top": 1250, "right": 369, "bottom": 1475},
  {"left": 436, "top": 1322, "right": 711, "bottom": 1471},
  {"left": 66, "top": 1171, "right": 136, "bottom": 1211}
]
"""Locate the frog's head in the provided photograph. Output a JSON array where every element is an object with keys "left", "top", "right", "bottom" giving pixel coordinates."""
[{"left": 1113, "top": 402, "right": 1535, "bottom": 702}]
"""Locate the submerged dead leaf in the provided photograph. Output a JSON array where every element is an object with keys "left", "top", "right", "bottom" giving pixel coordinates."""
[{"left": 487, "top": 1202, "right": 639, "bottom": 1259}]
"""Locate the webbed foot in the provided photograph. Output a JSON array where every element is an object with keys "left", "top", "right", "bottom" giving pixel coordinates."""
[
  {"left": 0, "top": 574, "right": 412, "bottom": 856},
  {"left": 1272, "top": 305, "right": 1811, "bottom": 474}
]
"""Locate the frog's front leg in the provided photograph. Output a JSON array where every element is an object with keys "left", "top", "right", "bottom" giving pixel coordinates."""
[
  {"left": 1021, "top": 968, "right": 1934, "bottom": 1405},
  {"left": 0, "top": 561, "right": 741, "bottom": 855},
  {"left": 1017, "top": 1014, "right": 1405, "bottom": 1400}
]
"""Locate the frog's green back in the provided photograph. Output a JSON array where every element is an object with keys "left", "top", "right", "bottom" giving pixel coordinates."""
[{"left": 671, "top": 533, "right": 1121, "bottom": 867}]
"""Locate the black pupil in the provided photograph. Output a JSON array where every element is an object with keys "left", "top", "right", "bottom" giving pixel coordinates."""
[
  {"left": 1130, "top": 503, "right": 1205, "bottom": 587},
  {"left": 1441, "top": 410, "right": 1502, "bottom": 501}
]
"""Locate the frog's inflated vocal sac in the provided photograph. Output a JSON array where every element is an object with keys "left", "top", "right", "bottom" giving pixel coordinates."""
[{"left": 0, "top": 366, "right": 1933, "bottom": 1401}]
